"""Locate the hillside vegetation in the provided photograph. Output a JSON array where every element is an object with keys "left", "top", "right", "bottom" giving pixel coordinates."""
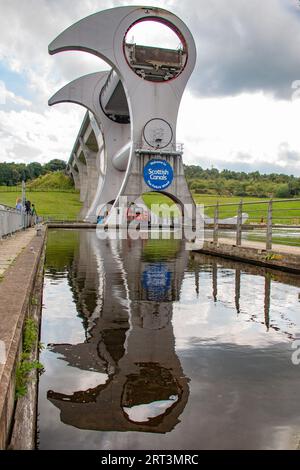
[
  {"left": 0, "top": 159, "right": 67, "bottom": 186},
  {"left": 27, "top": 171, "right": 75, "bottom": 190},
  {"left": 185, "top": 165, "right": 300, "bottom": 198},
  {"left": 1, "top": 158, "right": 300, "bottom": 198},
  {"left": 0, "top": 160, "right": 299, "bottom": 222},
  {"left": 0, "top": 190, "right": 81, "bottom": 220}
]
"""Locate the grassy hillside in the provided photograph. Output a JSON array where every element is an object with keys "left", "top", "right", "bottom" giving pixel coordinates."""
[
  {"left": 0, "top": 191, "right": 82, "bottom": 220},
  {"left": 0, "top": 171, "right": 81, "bottom": 220},
  {"left": 27, "top": 171, "right": 74, "bottom": 190},
  {"left": 142, "top": 192, "right": 181, "bottom": 216},
  {"left": 0, "top": 185, "right": 299, "bottom": 224}
]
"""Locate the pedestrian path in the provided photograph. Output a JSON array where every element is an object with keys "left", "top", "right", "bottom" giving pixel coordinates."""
[
  {"left": 0, "top": 228, "right": 36, "bottom": 277},
  {"left": 217, "top": 237, "right": 300, "bottom": 255}
]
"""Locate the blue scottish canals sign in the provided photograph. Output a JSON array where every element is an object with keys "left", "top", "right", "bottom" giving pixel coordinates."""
[{"left": 143, "top": 159, "right": 173, "bottom": 191}]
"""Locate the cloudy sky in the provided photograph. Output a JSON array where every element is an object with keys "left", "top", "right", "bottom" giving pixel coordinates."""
[{"left": 0, "top": 0, "right": 300, "bottom": 175}]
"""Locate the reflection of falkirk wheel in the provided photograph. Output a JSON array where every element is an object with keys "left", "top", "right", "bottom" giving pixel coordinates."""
[
  {"left": 47, "top": 235, "right": 189, "bottom": 433},
  {"left": 48, "top": 6, "right": 196, "bottom": 222}
]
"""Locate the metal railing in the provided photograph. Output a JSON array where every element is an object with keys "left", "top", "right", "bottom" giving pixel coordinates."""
[
  {"left": 44, "top": 214, "right": 84, "bottom": 223},
  {"left": 135, "top": 142, "right": 184, "bottom": 154},
  {"left": 203, "top": 198, "right": 300, "bottom": 249},
  {"left": 0, "top": 205, "right": 31, "bottom": 238},
  {"left": 0, "top": 186, "right": 78, "bottom": 193}
]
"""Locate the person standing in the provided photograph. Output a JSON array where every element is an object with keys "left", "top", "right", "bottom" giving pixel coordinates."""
[
  {"left": 31, "top": 203, "right": 37, "bottom": 225},
  {"left": 15, "top": 198, "right": 22, "bottom": 212},
  {"left": 25, "top": 200, "right": 31, "bottom": 227},
  {"left": 25, "top": 200, "right": 31, "bottom": 214}
]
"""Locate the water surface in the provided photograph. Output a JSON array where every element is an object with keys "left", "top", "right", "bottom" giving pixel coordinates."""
[{"left": 38, "top": 229, "right": 300, "bottom": 450}]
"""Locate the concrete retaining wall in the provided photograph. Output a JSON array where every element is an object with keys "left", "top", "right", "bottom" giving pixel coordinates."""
[
  {"left": 0, "top": 227, "right": 47, "bottom": 449},
  {"left": 194, "top": 241, "right": 300, "bottom": 274}
]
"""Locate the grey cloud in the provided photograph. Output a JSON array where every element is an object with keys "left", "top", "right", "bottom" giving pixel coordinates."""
[
  {"left": 226, "top": 159, "right": 300, "bottom": 176},
  {"left": 278, "top": 142, "right": 300, "bottom": 163},
  {"left": 1, "top": 0, "right": 298, "bottom": 101},
  {"left": 1, "top": 0, "right": 300, "bottom": 171},
  {"left": 187, "top": 149, "right": 300, "bottom": 176},
  {"left": 11, "top": 142, "right": 42, "bottom": 160},
  {"left": 175, "top": 0, "right": 300, "bottom": 99},
  {"left": 234, "top": 152, "right": 253, "bottom": 162}
]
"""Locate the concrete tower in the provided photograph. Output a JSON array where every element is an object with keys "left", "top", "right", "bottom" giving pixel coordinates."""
[{"left": 48, "top": 6, "right": 196, "bottom": 222}]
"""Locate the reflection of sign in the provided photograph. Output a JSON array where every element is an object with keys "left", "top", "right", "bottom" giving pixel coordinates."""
[
  {"left": 142, "top": 264, "right": 171, "bottom": 301},
  {"left": 143, "top": 160, "right": 173, "bottom": 191}
]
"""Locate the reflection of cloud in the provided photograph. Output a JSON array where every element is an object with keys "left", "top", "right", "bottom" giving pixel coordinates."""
[
  {"left": 176, "top": 344, "right": 300, "bottom": 450},
  {"left": 123, "top": 396, "right": 178, "bottom": 423},
  {"left": 42, "top": 277, "right": 86, "bottom": 345},
  {"left": 45, "top": 351, "right": 108, "bottom": 395},
  {"left": 173, "top": 271, "right": 300, "bottom": 349}
]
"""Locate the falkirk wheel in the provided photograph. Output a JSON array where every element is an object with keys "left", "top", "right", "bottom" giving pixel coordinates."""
[{"left": 48, "top": 5, "right": 197, "bottom": 223}]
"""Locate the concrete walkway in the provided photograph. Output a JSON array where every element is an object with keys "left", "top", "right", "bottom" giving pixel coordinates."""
[
  {"left": 195, "top": 237, "right": 300, "bottom": 274},
  {"left": 216, "top": 237, "right": 300, "bottom": 255},
  {"left": 0, "top": 227, "right": 46, "bottom": 449},
  {"left": 0, "top": 229, "right": 36, "bottom": 277}
]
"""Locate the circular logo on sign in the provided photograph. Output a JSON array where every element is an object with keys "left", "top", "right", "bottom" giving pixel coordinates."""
[
  {"left": 143, "top": 118, "right": 173, "bottom": 149},
  {"left": 143, "top": 159, "right": 173, "bottom": 190}
]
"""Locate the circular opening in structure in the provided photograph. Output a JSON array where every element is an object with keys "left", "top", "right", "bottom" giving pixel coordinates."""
[
  {"left": 121, "top": 363, "right": 181, "bottom": 425},
  {"left": 124, "top": 18, "right": 187, "bottom": 82}
]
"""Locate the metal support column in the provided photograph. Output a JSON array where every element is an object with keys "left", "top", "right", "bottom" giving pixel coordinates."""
[
  {"left": 236, "top": 199, "right": 243, "bottom": 246},
  {"left": 266, "top": 199, "right": 273, "bottom": 250},
  {"left": 213, "top": 202, "right": 219, "bottom": 245}
]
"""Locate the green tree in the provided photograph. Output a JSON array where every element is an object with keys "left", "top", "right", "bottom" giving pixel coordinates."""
[
  {"left": 275, "top": 184, "right": 291, "bottom": 198},
  {"left": 27, "top": 162, "right": 44, "bottom": 179},
  {"left": 43, "top": 159, "right": 66, "bottom": 172}
]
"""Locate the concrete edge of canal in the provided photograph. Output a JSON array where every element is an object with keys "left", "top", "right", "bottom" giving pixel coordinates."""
[
  {"left": 193, "top": 240, "right": 300, "bottom": 275},
  {"left": 0, "top": 226, "right": 47, "bottom": 450}
]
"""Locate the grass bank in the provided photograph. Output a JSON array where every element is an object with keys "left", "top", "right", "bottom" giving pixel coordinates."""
[
  {"left": 193, "top": 194, "right": 300, "bottom": 224},
  {"left": 143, "top": 192, "right": 300, "bottom": 225},
  {"left": 0, "top": 191, "right": 82, "bottom": 220},
  {"left": 1, "top": 190, "right": 299, "bottom": 225}
]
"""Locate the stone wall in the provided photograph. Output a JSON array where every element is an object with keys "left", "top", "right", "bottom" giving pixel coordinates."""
[{"left": 194, "top": 241, "right": 300, "bottom": 274}]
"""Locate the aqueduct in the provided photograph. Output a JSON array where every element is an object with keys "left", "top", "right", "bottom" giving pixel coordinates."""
[{"left": 48, "top": 5, "right": 196, "bottom": 223}]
